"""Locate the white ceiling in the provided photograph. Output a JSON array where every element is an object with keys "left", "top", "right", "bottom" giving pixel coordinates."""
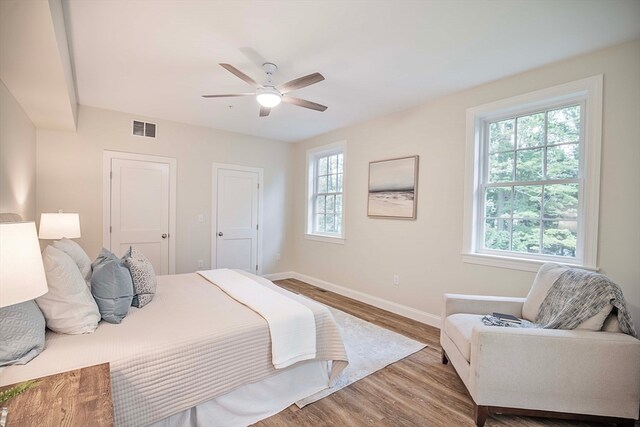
[{"left": 64, "top": 0, "right": 640, "bottom": 142}]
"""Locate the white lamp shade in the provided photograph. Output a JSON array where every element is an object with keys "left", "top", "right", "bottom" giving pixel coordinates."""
[
  {"left": 38, "top": 212, "right": 81, "bottom": 239},
  {"left": 0, "top": 222, "right": 48, "bottom": 307}
]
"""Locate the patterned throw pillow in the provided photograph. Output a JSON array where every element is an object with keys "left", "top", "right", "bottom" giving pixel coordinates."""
[
  {"left": 0, "top": 301, "right": 46, "bottom": 366},
  {"left": 124, "top": 248, "right": 157, "bottom": 308}
]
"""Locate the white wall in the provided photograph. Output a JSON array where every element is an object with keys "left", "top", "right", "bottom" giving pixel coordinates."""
[
  {"left": 0, "top": 80, "right": 37, "bottom": 220},
  {"left": 291, "top": 40, "right": 640, "bottom": 326},
  {"left": 36, "top": 105, "right": 294, "bottom": 274}
]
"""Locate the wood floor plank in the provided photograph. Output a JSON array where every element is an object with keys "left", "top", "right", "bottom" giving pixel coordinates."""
[{"left": 254, "top": 279, "right": 616, "bottom": 427}]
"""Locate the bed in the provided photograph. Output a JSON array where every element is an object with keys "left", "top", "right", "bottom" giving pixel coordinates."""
[{"left": 0, "top": 270, "right": 348, "bottom": 426}]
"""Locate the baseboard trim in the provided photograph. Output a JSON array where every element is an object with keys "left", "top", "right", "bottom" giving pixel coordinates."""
[{"left": 264, "top": 271, "right": 441, "bottom": 328}]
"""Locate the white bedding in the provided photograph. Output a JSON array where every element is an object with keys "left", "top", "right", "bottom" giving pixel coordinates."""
[
  {"left": 0, "top": 272, "right": 348, "bottom": 427},
  {"left": 198, "top": 269, "right": 316, "bottom": 369}
]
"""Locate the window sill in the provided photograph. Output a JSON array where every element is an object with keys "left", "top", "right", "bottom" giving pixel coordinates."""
[
  {"left": 305, "top": 233, "right": 345, "bottom": 245},
  {"left": 462, "top": 252, "right": 597, "bottom": 273}
]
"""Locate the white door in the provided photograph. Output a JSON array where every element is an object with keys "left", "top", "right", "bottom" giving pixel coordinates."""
[
  {"left": 214, "top": 167, "right": 260, "bottom": 273},
  {"left": 110, "top": 158, "right": 170, "bottom": 274}
]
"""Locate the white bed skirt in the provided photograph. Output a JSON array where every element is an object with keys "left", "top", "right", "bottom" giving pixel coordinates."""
[{"left": 149, "top": 360, "right": 329, "bottom": 427}]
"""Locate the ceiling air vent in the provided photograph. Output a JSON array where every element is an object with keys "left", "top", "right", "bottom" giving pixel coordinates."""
[{"left": 132, "top": 120, "right": 157, "bottom": 138}]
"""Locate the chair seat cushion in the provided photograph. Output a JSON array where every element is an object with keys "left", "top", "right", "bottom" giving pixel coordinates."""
[{"left": 444, "top": 313, "right": 485, "bottom": 362}]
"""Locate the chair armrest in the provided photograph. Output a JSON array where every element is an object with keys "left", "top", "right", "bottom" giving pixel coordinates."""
[
  {"left": 442, "top": 293, "right": 525, "bottom": 319},
  {"left": 469, "top": 326, "right": 640, "bottom": 417}
]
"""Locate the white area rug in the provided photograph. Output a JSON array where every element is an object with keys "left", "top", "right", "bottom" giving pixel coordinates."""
[{"left": 295, "top": 307, "right": 427, "bottom": 407}]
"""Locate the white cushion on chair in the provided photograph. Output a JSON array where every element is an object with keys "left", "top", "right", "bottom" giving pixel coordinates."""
[
  {"left": 444, "top": 313, "right": 484, "bottom": 362},
  {"left": 522, "top": 263, "right": 566, "bottom": 321}
]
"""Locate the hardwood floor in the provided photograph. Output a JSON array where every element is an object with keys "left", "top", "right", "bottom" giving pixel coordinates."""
[{"left": 255, "top": 278, "right": 619, "bottom": 427}]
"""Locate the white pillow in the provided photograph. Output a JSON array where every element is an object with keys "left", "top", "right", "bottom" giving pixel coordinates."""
[
  {"left": 522, "top": 263, "right": 566, "bottom": 321},
  {"left": 36, "top": 246, "right": 100, "bottom": 334},
  {"left": 522, "top": 263, "right": 611, "bottom": 330},
  {"left": 53, "top": 238, "right": 92, "bottom": 283}
]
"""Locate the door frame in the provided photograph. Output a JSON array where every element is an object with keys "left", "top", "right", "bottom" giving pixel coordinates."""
[
  {"left": 103, "top": 150, "right": 177, "bottom": 274},
  {"left": 211, "top": 163, "right": 264, "bottom": 274}
]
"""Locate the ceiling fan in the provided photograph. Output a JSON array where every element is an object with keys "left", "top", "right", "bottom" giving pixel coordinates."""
[{"left": 202, "top": 63, "right": 327, "bottom": 117}]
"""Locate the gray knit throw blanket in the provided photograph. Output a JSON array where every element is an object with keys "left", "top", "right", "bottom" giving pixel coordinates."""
[{"left": 535, "top": 268, "right": 637, "bottom": 338}]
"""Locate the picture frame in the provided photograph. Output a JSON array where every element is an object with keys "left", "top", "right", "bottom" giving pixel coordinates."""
[{"left": 367, "top": 155, "right": 419, "bottom": 219}]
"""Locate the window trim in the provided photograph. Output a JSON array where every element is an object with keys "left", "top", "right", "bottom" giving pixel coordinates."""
[
  {"left": 305, "top": 141, "right": 347, "bottom": 243},
  {"left": 462, "top": 75, "right": 603, "bottom": 272}
]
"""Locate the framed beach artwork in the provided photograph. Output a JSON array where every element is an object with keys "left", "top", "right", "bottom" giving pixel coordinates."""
[{"left": 367, "top": 155, "right": 419, "bottom": 219}]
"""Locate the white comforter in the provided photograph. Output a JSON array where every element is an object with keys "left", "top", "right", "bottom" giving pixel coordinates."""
[{"left": 198, "top": 269, "right": 316, "bottom": 368}]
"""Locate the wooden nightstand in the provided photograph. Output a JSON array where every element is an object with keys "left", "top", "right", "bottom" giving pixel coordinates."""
[{"left": 0, "top": 363, "right": 113, "bottom": 427}]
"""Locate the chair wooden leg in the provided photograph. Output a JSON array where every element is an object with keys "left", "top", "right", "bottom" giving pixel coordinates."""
[
  {"left": 474, "top": 405, "right": 489, "bottom": 427},
  {"left": 441, "top": 349, "right": 449, "bottom": 365}
]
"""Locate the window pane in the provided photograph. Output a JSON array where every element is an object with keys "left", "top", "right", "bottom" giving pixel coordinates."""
[
  {"left": 318, "top": 156, "right": 328, "bottom": 175},
  {"left": 543, "top": 184, "right": 578, "bottom": 219},
  {"left": 329, "top": 155, "right": 338, "bottom": 174},
  {"left": 315, "top": 195, "right": 325, "bottom": 213},
  {"left": 325, "top": 214, "right": 335, "bottom": 232},
  {"left": 548, "top": 105, "right": 580, "bottom": 145},
  {"left": 485, "top": 187, "right": 512, "bottom": 218},
  {"left": 335, "top": 214, "right": 342, "bottom": 234},
  {"left": 337, "top": 173, "right": 343, "bottom": 192},
  {"left": 326, "top": 195, "right": 335, "bottom": 213},
  {"left": 489, "top": 119, "right": 514, "bottom": 153},
  {"left": 484, "top": 219, "right": 510, "bottom": 251},
  {"left": 328, "top": 174, "right": 337, "bottom": 192},
  {"left": 318, "top": 175, "right": 327, "bottom": 193},
  {"left": 335, "top": 195, "right": 343, "bottom": 213},
  {"left": 315, "top": 214, "right": 325, "bottom": 233},
  {"left": 547, "top": 143, "right": 579, "bottom": 179},
  {"left": 488, "top": 151, "right": 514, "bottom": 182},
  {"left": 516, "top": 113, "right": 545, "bottom": 149},
  {"left": 513, "top": 185, "right": 541, "bottom": 219},
  {"left": 543, "top": 220, "right": 577, "bottom": 257},
  {"left": 516, "top": 148, "right": 543, "bottom": 181},
  {"left": 337, "top": 154, "right": 344, "bottom": 173},
  {"left": 512, "top": 219, "right": 540, "bottom": 254}
]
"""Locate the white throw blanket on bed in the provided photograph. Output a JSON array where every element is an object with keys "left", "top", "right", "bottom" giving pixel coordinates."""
[{"left": 198, "top": 268, "right": 317, "bottom": 368}]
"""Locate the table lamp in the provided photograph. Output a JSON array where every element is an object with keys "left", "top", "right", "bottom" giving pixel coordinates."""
[
  {"left": 0, "top": 222, "right": 48, "bottom": 308},
  {"left": 38, "top": 212, "right": 81, "bottom": 239}
]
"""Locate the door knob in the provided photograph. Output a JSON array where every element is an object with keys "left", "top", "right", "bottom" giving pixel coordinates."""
[
  {"left": 162, "top": 233, "right": 168, "bottom": 239},
  {"left": 218, "top": 232, "right": 223, "bottom": 237}
]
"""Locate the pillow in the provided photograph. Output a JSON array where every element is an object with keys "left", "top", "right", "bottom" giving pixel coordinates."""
[
  {"left": 53, "top": 238, "right": 92, "bottom": 284},
  {"left": 522, "top": 263, "right": 612, "bottom": 330},
  {"left": 36, "top": 245, "right": 100, "bottom": 334},
  {"left": 522, "top": 263, "right": 566, "bottom": 322},
  {"left": 124, "top": 247, "right": 157, "bottom": 308},
  {"left": 90, "top": 248, "right": 134, "bottom": 324},
  {"left": 602, "top": 311, "right": 622, "bottom": 333},
  {"left": 0, "top": 300, "right": 46, "bottom": 366}
]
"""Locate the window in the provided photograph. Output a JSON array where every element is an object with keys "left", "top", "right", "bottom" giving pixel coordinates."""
[
  {"left": 306, "top": 142, "right": 346, "bottom": 242},
  {"left": 463, "top": 76, "right": 602, "bottom": 271}
]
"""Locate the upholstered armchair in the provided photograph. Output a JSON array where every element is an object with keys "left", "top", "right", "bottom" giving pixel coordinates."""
[{"left": 440, "top": 267, "right": 640, "bottom": 426}]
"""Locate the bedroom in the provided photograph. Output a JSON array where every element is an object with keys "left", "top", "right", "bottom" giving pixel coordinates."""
[{"left": 1, "top": 0, "right": 639, "bottom": 426}]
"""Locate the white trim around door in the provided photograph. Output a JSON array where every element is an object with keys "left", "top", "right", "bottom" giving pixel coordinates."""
[
  {"left": 103, "top": 150, "right": 177, "bottom": 274},
  {"left": 211, "top": 163, "right": 264, "bottom": 274}
]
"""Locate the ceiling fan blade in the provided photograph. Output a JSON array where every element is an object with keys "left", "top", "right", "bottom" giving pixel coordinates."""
[
  {"left": 259, "top": 106, "right": 271, "bottom": 117},
  {"left": 219, "top": 63, "right": 262, "bottom": 89},
  {"left": 201, "top": 93, "right": 253, "bottom": 98},
  {"left": 282, "top": 96, "right": 328, "bottom": 112},
  {"left": 277, "top": 72, "right": 324, "bottom": 94}
]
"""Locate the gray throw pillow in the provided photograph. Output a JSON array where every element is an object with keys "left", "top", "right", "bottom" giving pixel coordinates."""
[
  {"left": 0, "top": 300, "right": 46, "bottom": 366},
  {"left": 124, "top": 247, "right": 157, "bottom": 308},
  {"left": 90, "top": 248, "right": 134, "bottom": 324}
]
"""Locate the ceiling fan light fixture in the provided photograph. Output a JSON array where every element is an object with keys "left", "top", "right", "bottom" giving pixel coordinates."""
[{"left": 256, "top": 87, "right": 282, "bottom": 108}]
